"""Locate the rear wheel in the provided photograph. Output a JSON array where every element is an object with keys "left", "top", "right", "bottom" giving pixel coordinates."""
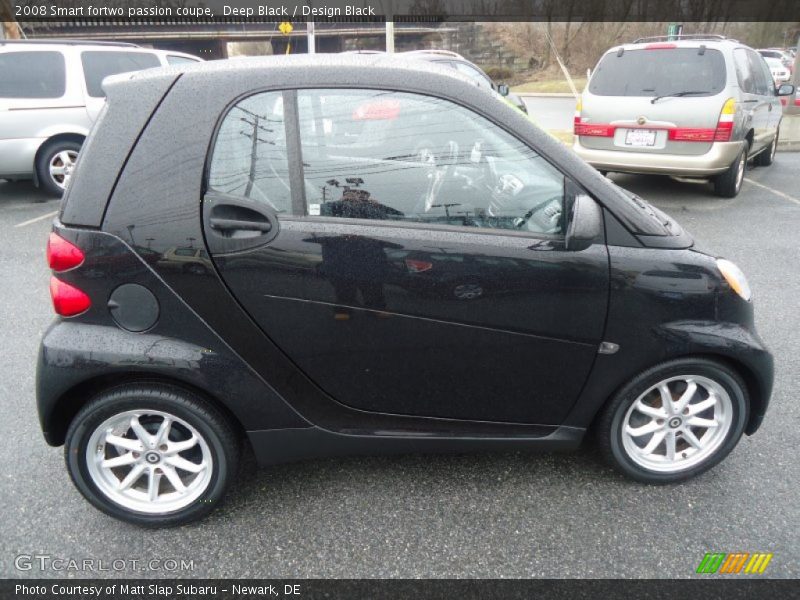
[
  {"left": 36, "top": 139, "right": 82, "bottom": 197},
  {"left": 65, "top": 384, "right": 239, "bottom": 526},
  {"left": 754, "top": 129, "right": 778, "bottom": 167},
  {"left": 713, "top": 146, "right": 747, "bottom": 198},
  {"left": 597, "top": 358, "right": 748, "bottom": 483}
]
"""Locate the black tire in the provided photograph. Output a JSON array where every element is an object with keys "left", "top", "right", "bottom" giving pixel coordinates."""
[
  {"left": 753, "top": 129, "right": 778, "bottom": 167},
  {"left": 35, "top": 139, "right": 82, "bottom": 197},
  {"left": 64, "top": 383, "right": 239, "bottom": 527},
  {"left": 597, "top": 358, "right": 748, "bottom": 484},
  {"left": 713, "top": 145, "right": 747, "bottom": 198}
]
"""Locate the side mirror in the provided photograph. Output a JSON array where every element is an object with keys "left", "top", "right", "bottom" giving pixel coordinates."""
[
  {"left": 497, "top": 84, "right": 509, "bottom": 97},
  {"left": 777, "top": 83, "right": 795, "bottom": 96},
  {"left": 566, "top": 194, "right": 603, "bottom": 251}
]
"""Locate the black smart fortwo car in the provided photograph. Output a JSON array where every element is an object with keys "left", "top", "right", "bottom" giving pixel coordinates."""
[{"left": 38, "top": 55, "right": 773, "bottom": 526}]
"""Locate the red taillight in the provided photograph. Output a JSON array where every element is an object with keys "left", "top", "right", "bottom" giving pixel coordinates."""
[
  {"left": 49, "top": 277, "right": 91, "bottom": 317},
  {"left": 574, "top": 122, "right": 616, "bottom": 137},
  {"left": 713, "top": 120, "right": 733, "bottom": 141},
  {"left": 668, "top": 128, "right": 716, "bottom": 142},
  {"left": 352, "top": 99, "right": 401, "bottom": 121},
  {"left": 47, "top": 232, "right": 84, "bottom": 271},
  {"left": 405, "top": 258, "right": 433, "bottom": 273},
  {"left": 645, "top": 43, "right": 677, "bottom": 50}
]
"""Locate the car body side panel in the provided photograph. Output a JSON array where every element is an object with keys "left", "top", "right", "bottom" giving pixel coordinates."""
[
  {"left": 37, "top": 224, "right": 310, "bottom": 445},
  {"left": 60, "top": 70, "right": 180, "bottom": 227},
  {"left": 99, "top": 57, "right": 620, "bottom": 432},
  {"left": 562, "top": 246, "right": 773, "bottom": 435}
]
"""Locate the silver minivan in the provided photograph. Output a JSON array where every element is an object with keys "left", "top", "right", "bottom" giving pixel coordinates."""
[
  {"left": 0, "top": 40, "right": 200, "bottom": 196},
  {"left": 573, "top": 35, "right": 795, "bottom": 197}
]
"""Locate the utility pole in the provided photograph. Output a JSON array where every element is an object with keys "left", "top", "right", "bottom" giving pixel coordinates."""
[
  {"left": 307, "top": 21, "right": 316, "bottom": 54},
  {"left": 386, "top": 21, "right": 395, "bottom": 53}
]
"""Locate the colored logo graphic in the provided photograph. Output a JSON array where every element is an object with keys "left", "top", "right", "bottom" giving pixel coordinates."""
[{"left": 696, "top": 552, "right": 773, "bottom": 574}]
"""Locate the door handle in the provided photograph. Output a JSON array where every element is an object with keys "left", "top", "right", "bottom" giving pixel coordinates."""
[
  {"left": 209, "top": 217, "right": 272, "bottom": 233},
  {"left": 203, "top": 193, "right": 279, "bottom": 254}
]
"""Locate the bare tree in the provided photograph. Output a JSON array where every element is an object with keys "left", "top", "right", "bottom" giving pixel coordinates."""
[{"left": 1, "top": 0, "right": 22, "bottom": 39}]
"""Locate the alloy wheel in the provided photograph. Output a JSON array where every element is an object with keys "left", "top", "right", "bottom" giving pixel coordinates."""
[
  {"left": 621, "top": 375, "right": 733, "bottom": 473},
  {"left": 49, "top": 150, "right": 78, "bottom": 190},
  {"left": 85, "top": 409, "right": 213, "bottom": 513}
]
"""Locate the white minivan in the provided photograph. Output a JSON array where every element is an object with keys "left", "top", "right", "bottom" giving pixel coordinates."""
[{"left": 0, "top": 40, "right": 201, "bottom": 196}]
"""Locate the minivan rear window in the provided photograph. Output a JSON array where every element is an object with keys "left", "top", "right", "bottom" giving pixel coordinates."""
[
  {"left": 589, "top": 48, "right": 726, "bottom": 97},
  {"left": 80, "top": 51, "right": 161, "bottom": 98},
  {"left": 0, "top": 51, "right": 66, "bottom": 99}
]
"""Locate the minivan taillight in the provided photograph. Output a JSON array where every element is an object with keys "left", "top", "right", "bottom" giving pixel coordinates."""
[
  {"left": 713, "top": 98, "right": 736, "bottom": 142},
  {"left": 47, "top": 232, "right": 84, "bottom": 271},
  {"left": 49, "top": 277, "right": 91, "bottom": 317},
  {"left": 573, "top": 100, "right": 615, "bottom": 137}
]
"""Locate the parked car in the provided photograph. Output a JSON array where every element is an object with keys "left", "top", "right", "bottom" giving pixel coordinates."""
[
  {"left": 757, "top": 48, "right": 794, "bottom": 73},
  {"left": 401, "top": 50, "right": 528, "bottom": 114},
  {"left": 763, "top": 56, "right": 791, "bottom": 84},
  {"left": 40, "top": 55, "right": 773, "bottom": 525},
  {"left": 0, "top": 40, "right": 201, "bottom": 196},
  {"left": 574, "top": 35, "right": 795, "bottom": 197}
]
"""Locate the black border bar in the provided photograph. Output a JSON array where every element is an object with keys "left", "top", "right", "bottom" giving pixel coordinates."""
[
  {"left": 4, "top": 579, "right": 798, "bottom": 599},
  {"left": 5, "top": 0, "right": 800, "bottom": 23}
]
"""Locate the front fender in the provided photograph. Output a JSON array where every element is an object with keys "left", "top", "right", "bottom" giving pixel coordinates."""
[{"left": 564, "top": 320, "right": 774, "bottom": 435}]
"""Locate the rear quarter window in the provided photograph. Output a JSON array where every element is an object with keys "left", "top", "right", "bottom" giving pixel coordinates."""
[
  {"left": 0, "top": 51, "right": 66, "bottom": 99},
  {"left": 80, "top": 51, "right": 161, "bottom": 98},
  {"left": 589, "top": 48, "right": 726, "bottom": 97},
  {"left": 167, "top": 55, "right": 200, "bottom": 65}
]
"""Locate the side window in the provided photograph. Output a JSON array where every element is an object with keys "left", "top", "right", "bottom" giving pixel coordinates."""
[
  {"left": 207, "top": 91, "right": 292, "bottom": 214},
  {"left": 756, "top": 58, "right": 776, "bottom": 95},
  {"left": 167, "top": 55, "right": 201, "bottom": 65},
  {"left": 733, "top": 49, "right": 754, "bottom": 93},
  {"left": 0, "top": 51, "right": 65, "bottom": 99},
  {"left": 746, "top": 50, "right": 770, "bottom": 96},
  {"left": 81, "top": 51, "right": 161, "bottom": 97},
  {"left": 452, "top": 62, "right": 493, "bottom": 90},
  {"left": 297, "top": 89, "right": 565, "bottom": 235}
]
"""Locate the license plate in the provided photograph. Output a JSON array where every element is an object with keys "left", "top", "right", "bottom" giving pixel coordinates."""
[{"left": 625, "top": 129, "right": 657, "bottom": 147}]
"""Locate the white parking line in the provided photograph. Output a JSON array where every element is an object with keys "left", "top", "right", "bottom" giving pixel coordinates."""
[
  {"left": 14, "top": 210, "right": 58, "bottom": 228},
  {"left": 744, "top": 178, "right": 800, "bottom": 206}
]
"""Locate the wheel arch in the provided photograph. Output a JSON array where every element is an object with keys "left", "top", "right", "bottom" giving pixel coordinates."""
[
  {"left": 587, "top": 352, "right": 769, "bottom": 438},
  {"left": 43, "top": 372, "right": 246, "bottom": 447}
]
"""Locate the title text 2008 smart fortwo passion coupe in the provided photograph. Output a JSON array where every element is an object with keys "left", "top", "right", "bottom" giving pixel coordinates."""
[{"left": 38, "top": 56, "right": 773, "bottom": 526}]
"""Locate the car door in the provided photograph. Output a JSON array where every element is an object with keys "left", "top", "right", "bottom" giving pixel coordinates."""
[
  {"left": 740, "top": 48, "right": 773, "bottom": 152},
  {"left": 202, "top": 87, "right": 609, "bottom": 425},
  {"left": 752, "top": 54, "right": 782, "bottom": 134}
]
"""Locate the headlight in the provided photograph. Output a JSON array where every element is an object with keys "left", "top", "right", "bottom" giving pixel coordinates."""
[{"left": 716, "top": 258, "right": 752, "bottom": 301}]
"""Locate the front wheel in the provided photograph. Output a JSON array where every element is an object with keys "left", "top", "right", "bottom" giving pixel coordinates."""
[
  {"left": 713, "top": 146, "right": 747, "bottom": 198},
  {"left": 65, "top": 384, "right": 239, "bottom": 526},
  {"left": 597, "top": 358, "right": 748, "bottom": 484}
]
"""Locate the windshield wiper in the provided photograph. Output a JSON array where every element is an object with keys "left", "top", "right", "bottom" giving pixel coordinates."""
[{"left": 650, "top": 90, "right": 708, "bottom": 104}]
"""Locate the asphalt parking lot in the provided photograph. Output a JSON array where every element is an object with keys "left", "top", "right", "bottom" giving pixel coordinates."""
[{"left": 1, "top": 153, "right": 799, "bottom": 579}]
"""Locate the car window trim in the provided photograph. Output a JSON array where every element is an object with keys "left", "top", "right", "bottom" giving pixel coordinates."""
[
  {"left": 282, "top": 89, "right": 307, "bottom": 217},
  {"left": 275, "top": 214, "right": 568, "bottom": 242}
]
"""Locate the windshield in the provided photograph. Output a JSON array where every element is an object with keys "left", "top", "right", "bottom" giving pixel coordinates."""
[{"left": 589, "top": 48, "right": 726, "bottom": 97}]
